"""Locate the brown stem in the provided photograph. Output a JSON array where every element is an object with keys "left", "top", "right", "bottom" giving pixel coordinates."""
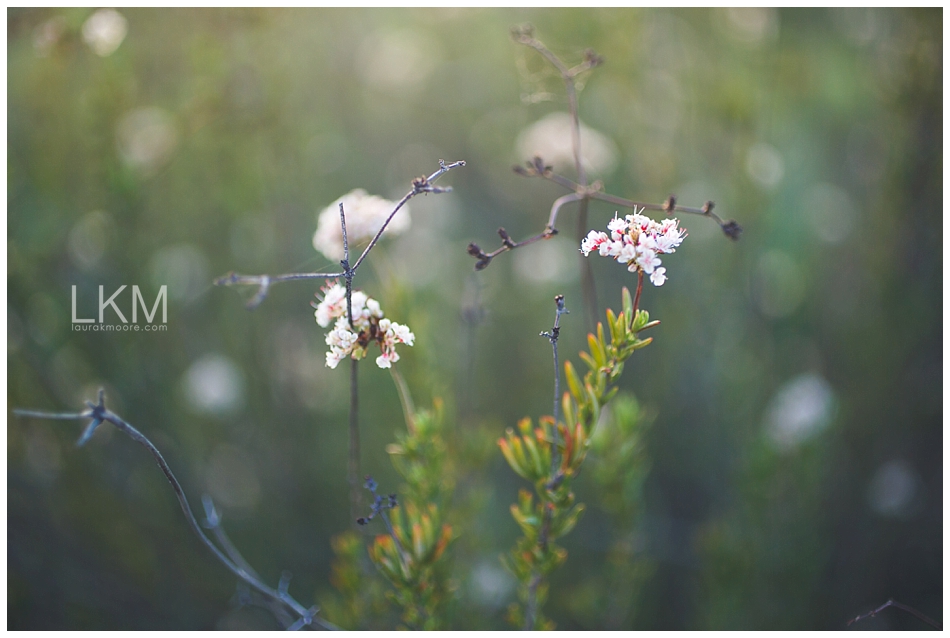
[
  {"left": 576, "top": 196, "right": 597, "bottom": 330},
  {"left": 633, "top": 270, "right": 644, "bottom": 316}
]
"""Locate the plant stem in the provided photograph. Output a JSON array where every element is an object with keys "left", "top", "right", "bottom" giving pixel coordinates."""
[{"left": 348, "top": 358, "right": 361, "bottom": 523}]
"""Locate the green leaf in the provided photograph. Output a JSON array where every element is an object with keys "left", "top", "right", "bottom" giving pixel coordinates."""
[
  {"left": 564, "top": 360, "right": 584, "bottom": 402},
  {"left": 551, "top": 503, "right": 586, "bottom": 538},
  {"left": 622, "top": 286, "right": 633, "bottom": 319}
]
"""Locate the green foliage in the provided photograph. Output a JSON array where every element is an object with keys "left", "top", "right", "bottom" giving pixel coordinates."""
[
  {"left": 590, "top": 394, "right": 653, "bottom": 524},
  {"left": 321, "top": 531, "right": 392, "bottom": 630},
  {"left": 370, "top": 396, "right": 454, "bottom": 630},
  {"left": 499, "top": 287, "right": 656, "bottom": 629},
  {"left": 570, "top": 393, "right": 655, "bottom": 628},
  {"left": 7, "top": 8, "right": 941, "bottom": 630}
]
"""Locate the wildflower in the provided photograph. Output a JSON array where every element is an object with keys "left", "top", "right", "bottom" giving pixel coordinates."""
[
  {"left": 580, "top": 208, "right": 687, "bottom": 286},
  {"left": 312, "top": 189, "right": 410, "bottom": 261},
  {"left": 313, "top": 282, "right": 414, "bottom": 369}
]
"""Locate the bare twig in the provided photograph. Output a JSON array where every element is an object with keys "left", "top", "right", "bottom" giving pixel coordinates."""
[
  {"left": 848, "top": 598, "right": 942, "bottom": 630},
  {"left": 202, "top": 496, "right": 296, "bottom": 629},
  {"left": 356, "top": 476, "right": 412, "bottom": 569},
  {"left": 576, "top": 197, "right": 597, "bottom": 328},
  {"left": 216, "top": 160, "right": 465, "bottom": 308},
  {"left": 539, "top": 295, "right": 568, "bottom": 476},
  {"left": 14, "top": 391, "right": 339, "bottom": 631}
]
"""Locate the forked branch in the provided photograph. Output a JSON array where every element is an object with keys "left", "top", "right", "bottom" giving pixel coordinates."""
[{"left": 217, "top": 160, "right": 465, "bottom": 308}]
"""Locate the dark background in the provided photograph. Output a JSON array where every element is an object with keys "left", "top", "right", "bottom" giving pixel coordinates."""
[{"left": 8, "top": 8, "right": 942, "bottom": 629}]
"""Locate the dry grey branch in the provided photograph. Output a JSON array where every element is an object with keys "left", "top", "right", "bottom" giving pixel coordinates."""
[
  {"left": 14, "top": 391, "right": 339, "bottom": 631},
  {"left": 847, "top": 598, "right": 942, "bottom": 630}
]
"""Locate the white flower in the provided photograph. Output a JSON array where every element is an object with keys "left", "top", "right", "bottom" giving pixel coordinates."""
[
  {"left": 325, "top": 319, "right": 360, "bottom": 369},
  {"left": 81, "top": 9, "right": 127, "bottom": 57},
  {"left": 375, "top": 319, "right": 415, "bottom": 368},
  {"left": 312, "top": 189, "right": 410, "bottom": 261},
  {"left": 615, "top": 239, "right": 635, "bottom": 263},
  {"left": 607, "top": 216, "right": 627, "bottom": 238},
  {"left": 387, "top": 321, "right": 415, "bottom": 347},
  {"left": 314, "top": 283, "right": 348, "bottom": 327},
  {"left": 635, "top": 244, "right": 662, "bottom": 274},
  {"left": 580, "top": 230, "right": 609, "bottom": 256},
  {"left": 579, "top": 207, "right": 687, "bottom": 286},
  {"left": 314, "top": 282, "right": 414, "bottom": 369},
  {"left": 516, "top": 112, "right": 619, "bottom": 176}
]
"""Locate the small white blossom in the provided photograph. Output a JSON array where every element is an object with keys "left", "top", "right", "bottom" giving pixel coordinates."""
[
  {"left": 312, "top": 189, "right": 410, "bottom": 261},
  {"left": 325, "top": 318, "right": 360, "bottom": 369},
  {"left": 314, "top": 284, "right": 347, "bottom": 327},
  {"left": 635, "top": 244, "right": 661, "bottom": 274},
  {"left": 516, "top": 112, "right": 619, "bottom": 176},
  {"left": 313, "top": 282, "right": 414, "bottom": 369},
  {"left": 579, "top": 208, "right": 687, "bottom": 287},
  {"left": 580, "top": 230, "right": 609, "bottom": 256},
  {"left": 374, "top": 318, "right": 415, "bottom": 369}
]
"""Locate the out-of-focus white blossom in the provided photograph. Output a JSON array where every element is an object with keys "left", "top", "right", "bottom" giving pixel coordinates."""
[
  {"left": 81, "top": 9, "right": 128, "bottom": 57},
  {"left": 312, "top": 189, "right": 410, "bottom": 261},
  {"left": 516, "top": 112, "right": 619, "bottom": 176},
  {"left": 313, "top": 282, "right": 414, "bottom": 369},
  {"left": 580, "top": 208, "right": 687, "bottom": 286}
]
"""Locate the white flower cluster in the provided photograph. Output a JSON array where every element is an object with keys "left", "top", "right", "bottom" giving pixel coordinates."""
[
  {"left": 314, "top": 282, "right": 415, "bottom": 370},
  {"left": 580, "top": 208, "right": 687, "bottom": 286},
  {"left": 312, "top": 189, "right": 410, "bottom": 261}
]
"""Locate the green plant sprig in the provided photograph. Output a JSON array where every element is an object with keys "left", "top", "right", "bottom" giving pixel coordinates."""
[{"left": 499, "top": 286, "right": 657, "bottom": 629}]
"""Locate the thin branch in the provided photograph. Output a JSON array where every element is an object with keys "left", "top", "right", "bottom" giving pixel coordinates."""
[
  {"left": 351, "top": 160, "right": 464, "bottom": 272},
  {"left": 522, "top": 502, "right": 554, "bottom": 631},
  {"left": 348, "top": 358, "right": 361, "bottom": 523},
  {"left": 511, "top": 26, "right": 601, "bottom": 190},
  {"left": 356, "top": 476, "right": 412, "bottom": 569},
  {"left": 14, "top": 391, "right": 339, "bottom": 631},
  {"left": 202, "top": 496, "right": 297, "bottom": 629},
  {"left": 848, "top": 598, "right": 942, "bottom": 630},
  {"left": 201, "top": 495, "right": 263, "bottom": 582},
  {"left": 539, "top": 295, "right": 568, "bottom": 476},
  {"left": 523, "top": 572, "right": 542, "bottom": 631},
  {"left": 340, "top": 202, "right": 355, "bottom": 330},
  {"left": 576, "top": 196, "right": 597, "bottom": 330},
  {"left": 217, "top": 159, "right": 465, "bottom": 308}
]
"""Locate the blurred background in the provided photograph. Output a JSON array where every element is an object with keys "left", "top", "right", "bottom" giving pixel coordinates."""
[{"left": 7, "top": 7, "right": 942, "bottom": 630}]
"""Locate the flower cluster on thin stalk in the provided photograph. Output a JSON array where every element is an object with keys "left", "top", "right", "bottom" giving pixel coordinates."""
[
  {"left": 313, "top": 282, "right": 415, "bottom": 370},
  {"left": 581, "top": 207, "right": 687, "bottom": 286}
]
